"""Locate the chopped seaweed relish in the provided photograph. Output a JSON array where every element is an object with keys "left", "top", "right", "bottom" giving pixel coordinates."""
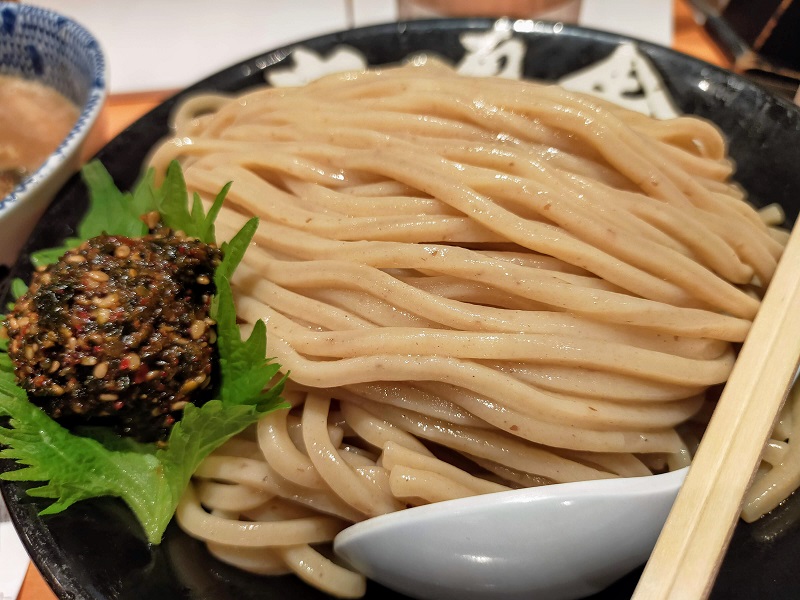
[
  {"left": 0, "top": 161, "right": 285, "bottom": 545},
  {"left": 4, "top": 228, "right": 222, "bottom": 443}
]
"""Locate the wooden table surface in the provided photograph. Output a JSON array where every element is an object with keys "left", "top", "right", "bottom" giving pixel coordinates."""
[{"left": 16, "top": 1, "right": 728, "bottom": 598}]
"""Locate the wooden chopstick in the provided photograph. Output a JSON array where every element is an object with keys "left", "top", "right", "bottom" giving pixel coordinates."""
[{"left": 632, "top": 221, "right": 800, "bottom": 599}]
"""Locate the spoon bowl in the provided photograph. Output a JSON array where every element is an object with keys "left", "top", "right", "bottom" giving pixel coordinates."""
[{"left": 334, "top": 467, "right": 689, "bottom": 600}]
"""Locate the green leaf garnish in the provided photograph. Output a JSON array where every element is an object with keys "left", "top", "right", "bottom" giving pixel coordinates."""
[
  {"left": 10, "top": 278, "right": 27, "bottom": 301},
  {"left": 0, "top": 161, "right": 287, "bottom": 543},
  {"left": 29, "top": 159, "right": 222, "bottom": 270},
  {"left": 79, "top": 161, "right": 150, "bottom": 240}
]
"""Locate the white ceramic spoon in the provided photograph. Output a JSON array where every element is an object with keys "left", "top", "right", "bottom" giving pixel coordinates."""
[{"left": 334, "top": 467, "right": 688, "bottom": 600}]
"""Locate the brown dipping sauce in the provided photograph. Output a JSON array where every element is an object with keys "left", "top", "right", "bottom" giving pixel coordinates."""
[{"left": 0, "top": 74, "right": 80, "bottom": 198}]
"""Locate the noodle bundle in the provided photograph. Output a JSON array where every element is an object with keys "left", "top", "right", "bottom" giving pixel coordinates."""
[{"left": 147, "top": 60, "right": 791, "bottom": 597}]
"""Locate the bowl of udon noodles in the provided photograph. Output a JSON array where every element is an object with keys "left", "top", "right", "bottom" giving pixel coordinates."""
[
  {"left": 3, "top": 16, "right": 800, "bottom": 600},
  {"left": 0, "top": 2, "right": 106, "bottom": 268}
]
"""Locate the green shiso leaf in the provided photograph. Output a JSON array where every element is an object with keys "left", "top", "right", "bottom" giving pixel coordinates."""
[
  {"left": 10, "top": 279, "right": 28, "bottom": 302},
  {"left": 0, "top": 160, "right": 287, "bottom": 543},
  {"left": 28, "top": 159, "right": 223, "bottom": 270},
  {"left": 79, "top": 160, "right": 150, "bottom": 240}
]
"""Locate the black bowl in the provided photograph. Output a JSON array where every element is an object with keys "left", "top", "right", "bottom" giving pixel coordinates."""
[{"left": 3, "top": 18, "right": 800, "bottom": 600}]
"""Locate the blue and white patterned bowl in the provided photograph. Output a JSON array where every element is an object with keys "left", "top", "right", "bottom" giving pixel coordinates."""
[{"left": 0, "top": 1, "right": 106, "bottom": 267}]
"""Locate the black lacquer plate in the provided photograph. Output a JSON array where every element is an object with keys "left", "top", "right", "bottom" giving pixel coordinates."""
[{"left": 3, "top": 18, "right": 800, "bottom": 600}]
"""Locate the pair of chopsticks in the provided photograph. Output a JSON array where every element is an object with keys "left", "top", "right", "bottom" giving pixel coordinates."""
[{"left": 632, "top": 219, "right": 800, "bottom": 599}]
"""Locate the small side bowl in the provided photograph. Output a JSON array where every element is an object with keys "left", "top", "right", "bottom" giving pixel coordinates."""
[{"left": 0, "top": 2, "right": 107, "bottom": 267}]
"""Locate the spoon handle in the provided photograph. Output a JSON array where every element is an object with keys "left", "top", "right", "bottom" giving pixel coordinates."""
[{"left": 633, "top": 220, "right": 800, "bottom": 600}]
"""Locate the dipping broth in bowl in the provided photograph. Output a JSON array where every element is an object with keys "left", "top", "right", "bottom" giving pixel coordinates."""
[
  {"left": 0, "top": 74, "right": 80, "bottom": 198},
  {"left": 0, "top": 1, "right": 106, "bottom": 267}
]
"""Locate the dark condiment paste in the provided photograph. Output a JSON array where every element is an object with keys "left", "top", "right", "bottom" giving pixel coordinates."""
[{"left": 4, "top": 228, "right": 222, "bottom": 443}]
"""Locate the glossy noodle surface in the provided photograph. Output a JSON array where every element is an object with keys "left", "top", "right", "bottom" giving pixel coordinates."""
[{"left": 146, "top": 61, "right": 789, "bottom": 597}]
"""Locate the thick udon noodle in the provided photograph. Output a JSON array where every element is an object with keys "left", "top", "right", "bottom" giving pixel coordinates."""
[{"left": 146, "top": 60, "right": 794, "bottom": 597}]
